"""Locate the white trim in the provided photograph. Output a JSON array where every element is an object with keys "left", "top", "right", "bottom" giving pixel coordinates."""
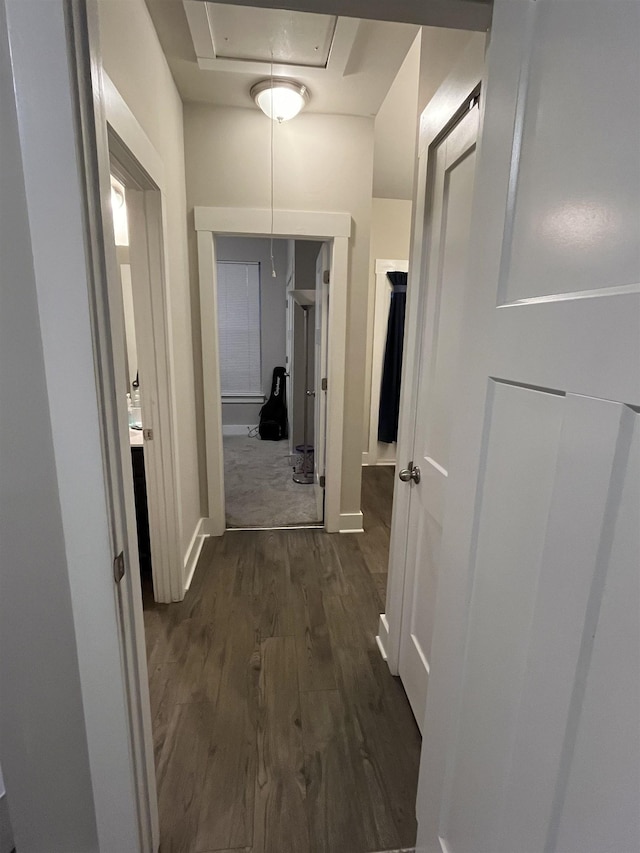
[
  {"left": 221, "top": 395, "right": 264, "bottom": 404},
  {"left": 377, "top": 613, "right": 391, "bottom": 660},
  {"left": 195, "top": 206, "right": 351, "bottom": 238},
  {"left": 104, "top": 73, "right": 183, "bottom": 605},
  {"left": 375, "top": 258, "right": 409, "bottom": 275},
  {"left": 198, "top": 230, "right": 227, "bottom": 537},
  {"left": 182, "top": 518, "right": 207, "bottom": 592},
  {"left": 222, "top": 424, "right": 254, "bottom": 436},
  {"left": 338, "top": 511, "right": 364, "bottom": 533},
  {"left": 375, "top": 634, "right": 388, "bottom": 662},
  {"left": 196, "top": 207, "right": 352, "bottom": 535},
  {"left": 362, "top": 450, "right": 370, "bottom": 465},
  {"left": 6, "top": 2, "right": 157, "bottom": 847},
  {"left": 102, "top": 73, "right": 164, "bottom": 189}
]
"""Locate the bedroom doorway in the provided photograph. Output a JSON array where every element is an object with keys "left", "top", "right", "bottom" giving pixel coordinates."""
[{"left": 214, "top": 237, "right": 326, "bottom": 529}]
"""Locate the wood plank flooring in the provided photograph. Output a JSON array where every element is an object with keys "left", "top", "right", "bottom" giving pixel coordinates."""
[{"left": 144, "top": 465, "right": 420, "bottom": 853}]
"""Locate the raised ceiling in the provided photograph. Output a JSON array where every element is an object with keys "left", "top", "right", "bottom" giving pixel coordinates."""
[{"left": 145, "top": 0, "right": 421, "bottom": 116}]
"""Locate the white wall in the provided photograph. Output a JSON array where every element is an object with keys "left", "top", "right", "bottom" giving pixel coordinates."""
[
  {"left": 97, "top": 0, "right": 202, "bottom": 552},
  {"left": 185, "top": 105, "right": 375, "bottom": 516},
  {"left": 373, "top": 31, "right": 421, "bottom": 199},
  {"left": 418, "top": 26, "right": 478, "bottom": 113},
  {"left": 215, "top": 237, "right": 288, "bottom": 427}
]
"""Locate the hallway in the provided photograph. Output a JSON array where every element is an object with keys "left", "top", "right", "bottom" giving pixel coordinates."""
[{"left": 143, "top": 466, "right": 420, "bottom": 852}]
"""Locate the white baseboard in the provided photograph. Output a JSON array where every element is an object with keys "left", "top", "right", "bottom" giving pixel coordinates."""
[
  {"left": 338, "top": 511, "right": 364, "bottom": 533},
  {"left": 183, "top": 518, "right": 209, "bottom": 591},
  {"left": 199, "top": 515, "right": 225, "bottom": 537},
  {"left": 0, "top": 793, "right": 13, "bottom": 853},
  {"left": 377, "top": 613, "right": 390, "bottom": 660},
  {"left": 362, "top": 451, "right": 396, "bottom": 467},
  {"left": 222, "top": 424, "right": 254, "bottom": 436},
  {"left": 375, "top": 634, "right": 388, "bottom": 661}
]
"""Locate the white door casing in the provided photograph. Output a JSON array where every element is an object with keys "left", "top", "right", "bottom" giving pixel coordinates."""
[
  {"left": 286, "top": 252, "right": 296, "bottom": 455},
  {"left": 196, "top": 209, "right": 350, "bottom": 534},
  {"left": 416, "top": 1, "right": 640, "bottom": 852},
  {"left": 314, "top": 242, "right": 330, "bottom": 519},
  {"left": 398, "top": 105, "right": 479, "bottom": 731},
  {"left": 105, "top": 72, "right": 184, "bottom": 604}
]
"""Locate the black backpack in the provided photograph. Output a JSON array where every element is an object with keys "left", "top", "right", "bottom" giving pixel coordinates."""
[{"left": 258, "top": 367, "right": 288, "bottom": 441}]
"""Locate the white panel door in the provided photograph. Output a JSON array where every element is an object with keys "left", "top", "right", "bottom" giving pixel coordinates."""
[
  {"left": 285, "top": 262, "right": 295, "bottom": 454},
  {"left": 398, "top": 106, "right": 479, "bottom": 730},
  {"left": 314, "top": 242, "right": 330, "bottom": 519},
  {"left": 416, "top": 1, "right": 640, "bottom": 851}
]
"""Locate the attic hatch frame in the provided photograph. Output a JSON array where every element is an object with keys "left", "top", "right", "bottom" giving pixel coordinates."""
[{"left": 194, "top": 206, "right": 351, "bottom": 535}]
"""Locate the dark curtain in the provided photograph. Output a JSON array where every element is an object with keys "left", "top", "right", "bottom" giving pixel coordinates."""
[{"left": 378, "top": 271, "right": 407, "bottom": 443}]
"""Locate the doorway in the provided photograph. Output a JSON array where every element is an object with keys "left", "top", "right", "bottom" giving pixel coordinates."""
[
  {"left": 214, "top": 237, "right": 325, "bottom": 529},
  {"left": 108, "top": 140, "right": 182, "bottom": 605},
  {"left": 196, "top": 208, "right": 350, "bottom": 535}
]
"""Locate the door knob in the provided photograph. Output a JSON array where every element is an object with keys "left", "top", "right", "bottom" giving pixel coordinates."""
[{"left": 399, "top": 463, "right": 421, "bottom": 484}]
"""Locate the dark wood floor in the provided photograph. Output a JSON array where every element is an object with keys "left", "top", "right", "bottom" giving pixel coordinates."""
[{"left": 143, "top": 465, "right": 420, "bottom": 853}]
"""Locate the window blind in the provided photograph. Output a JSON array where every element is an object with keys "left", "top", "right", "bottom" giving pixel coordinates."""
[{"left": 216, "top": 261, "right": 262, "bottom": 396}]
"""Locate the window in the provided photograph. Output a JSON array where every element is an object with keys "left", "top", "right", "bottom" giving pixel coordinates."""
[{"left": 216, "top": 261, "right": 262, "bottom": 397}]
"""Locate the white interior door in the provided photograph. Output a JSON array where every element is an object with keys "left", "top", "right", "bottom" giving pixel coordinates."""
[
  {"left": 417, "top": 1, "right": 640, "bottom": 851},
  {"left": 286, "top": 265, "right": 295, "bottom": 454},
  {"left": 398, "top": 106, "right": 479, "bottom": 730},
  {"left": 314, "top": 242, "right": 330, "bottom": 519}
]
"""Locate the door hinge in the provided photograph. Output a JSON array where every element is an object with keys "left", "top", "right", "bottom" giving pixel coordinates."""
[
  {"left": 323, "top": 269, "right": 330, "bottom": 285},
  {"left": 113, "top": 550, "right": 125, "bottom": 584},
  {"left": 319, "top": 475, "right": 326, "bottom": 488},
  {"left": 321, "top": 377, "right": 328, "bottom": 391},
  {"left": 143, "top": 428, "right": 153, "bottom": 441}
]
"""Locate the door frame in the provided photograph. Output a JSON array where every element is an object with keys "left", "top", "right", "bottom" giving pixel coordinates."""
[
  {"left": 64, "top": 2, "right": 160, "bottom": 847},
  {"left": 104, "top": 74, "right": 183, "bottom": 604},
  {"left": 196, "top": 208, "right": 351, "bottom": 534},
  {"left": 378, "top": 38, "right": 486, "bottom": 671}
]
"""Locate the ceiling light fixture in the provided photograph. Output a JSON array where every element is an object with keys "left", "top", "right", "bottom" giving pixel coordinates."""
[{"left": 250, "top": 78, "right": 310, "bottom": 123}]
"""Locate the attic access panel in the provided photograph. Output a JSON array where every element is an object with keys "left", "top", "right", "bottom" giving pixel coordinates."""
[
  {"left": 183, "top": 1, "right": 359, "bottom": 77},
  {"left": 208, "top": 3, "right": 335, "bottom": 67}
]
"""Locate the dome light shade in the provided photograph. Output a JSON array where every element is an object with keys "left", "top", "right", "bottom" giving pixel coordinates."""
[{"left": 251, "top": 78, "right": 310, "bottom": 122}]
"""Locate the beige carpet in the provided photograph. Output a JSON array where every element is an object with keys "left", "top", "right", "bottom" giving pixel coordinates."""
[{"left": 223, "top": 435, "right": 320, "bottom": 528}]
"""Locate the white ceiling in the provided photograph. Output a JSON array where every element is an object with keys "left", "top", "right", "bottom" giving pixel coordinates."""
[{"left": 145, "top": 0, "right": 421, "bottom": 117}]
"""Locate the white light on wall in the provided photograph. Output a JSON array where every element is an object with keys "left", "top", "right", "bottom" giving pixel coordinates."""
[
  {"left": 250, "top": 78, "right": 310, "bottom": 122},
  {"left": 110, "top": 177, "right": 129, "bottom": 246}
]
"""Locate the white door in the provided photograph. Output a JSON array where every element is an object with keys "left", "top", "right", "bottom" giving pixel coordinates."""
[
  {"left": 314, "top": 242, "right": 330, "bottom": 519},
  {"left": 285, "top": 265, "right": 295, "bottom": 455},
  {"left": 417, "top": 1, "right": 640, "bottom": 851},
  {"left": 398, "top": 106, "right": 479, "bottom": 730}
]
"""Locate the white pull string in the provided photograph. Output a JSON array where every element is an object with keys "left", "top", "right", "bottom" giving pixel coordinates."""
[{"left": 269, "top": 51, "right": 277, "bottom": 278}]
